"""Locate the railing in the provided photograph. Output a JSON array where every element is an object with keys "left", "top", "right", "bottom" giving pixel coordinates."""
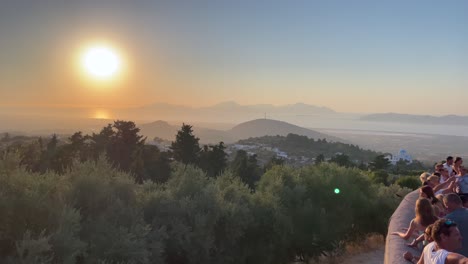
[{"left": 385, "top": 190, "right": 419, "bottom": 264}]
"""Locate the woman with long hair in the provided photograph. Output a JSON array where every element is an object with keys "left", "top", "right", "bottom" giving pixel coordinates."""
[
  {"left": 391, "top": 198, "right": 438, "bottom": 240},
  {"left": 453, "top": 157, "right": 463, "bottom": 175},
  {"left": 419, "top": 186, "right": 445, "bottom": 216}
]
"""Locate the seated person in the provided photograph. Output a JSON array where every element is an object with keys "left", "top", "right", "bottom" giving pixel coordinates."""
[{"left": 392, "top": 198, "right": 438, "bottom": 240}]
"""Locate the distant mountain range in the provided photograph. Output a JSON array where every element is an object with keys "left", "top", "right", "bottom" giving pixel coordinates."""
[
  {"left": 139, "top": 119, "right": 341, "bottom": 144},
  {"left": 119, "top": 101, "right": 336, "bottom": 123},
  {"left": 360, "top": 113, "right": 468, "bottom": 126}
]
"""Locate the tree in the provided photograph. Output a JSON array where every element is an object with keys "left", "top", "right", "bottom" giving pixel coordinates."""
[
  {"left": 133, "top": 145, "right": 171, "bottom": 183},
  {"left": 329, "top": 153, "right": 353, "bottom": 167},
  {"left": 230, "top": 150, "right": 261, "bottom": 189},
  {"left": 90, "top": 124, "right": 115, "bottom": 160},
  {"left": 109, "top": 120, "right": 146, "bottom": 172},
  {"left": 315, "top": 154, "right": 325, "bottom": 165},
  {"left": 370, "top": 170, "right": 389, "bottom": 185},
  {"left": 170, "top": 123, "right": 201, "bottom": 165},
  {"left": 264, "top": 155, "right": 285, "bottom": 172},
  {"left": 369, "top": 155, "right": 391, "bottom": 171},
  {"left": 199, "top": 142, "right": 227, "bottom": 177},
  {"left": 396, "top": 176, "right": 421, "bottom": 190}
]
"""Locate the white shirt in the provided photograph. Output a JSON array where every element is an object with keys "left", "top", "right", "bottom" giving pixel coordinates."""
[
  {"left": 444, "top": 163, "right": 454, "bottom": 176},
  {"left": 422, "top": 242, "right": 449, "bottom": 264}
]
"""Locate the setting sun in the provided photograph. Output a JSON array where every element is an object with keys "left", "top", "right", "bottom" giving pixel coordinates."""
[{"left": 81, "top": 45, "right": 121, "bottom": 79}]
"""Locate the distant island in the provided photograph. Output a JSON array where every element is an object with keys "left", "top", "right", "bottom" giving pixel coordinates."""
[{"left": 360, "top": 113, "right": 468, "bottom": 126}]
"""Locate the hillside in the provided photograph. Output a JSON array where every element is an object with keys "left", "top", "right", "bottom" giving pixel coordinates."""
[
  {"left": 229, "top": 119, "right": 342, "bottom": 142},
  {"left": 237, "top": 133, "right": 380, "bottom": 163},
  {"left": 138, "top": 120, "right": 235, "bottom": 144},
  {"left": 139, "top": 119, "right": 341, "bottom": 144}
]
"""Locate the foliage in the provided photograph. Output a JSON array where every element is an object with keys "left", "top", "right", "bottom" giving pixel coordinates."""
[
  {"left": 237, "top": 133, "right": 381, "bottom": 163},
  {"left": 170, "top": 124, "right": 201, "bottom": 165},
  {"left": 370, "top": 170, "right": 390, "bottom": 185},
  {"left": 0, "top": 146, "right": 409, "bottom": 263},
  {"left": 229, "top": 150, "right": 261, "bottom": 189},
  {"left": 396, "top": 175, "right": 421, "bottom": 190},
  {"left": 369, "top": 155, "right": 391, "bottom": 171},
  {"left": 315, "top": 154, "right": 325, "bottom": 164},
  {"left": 263, "top": 156, "right": 285, "bottom": 172},
  {"left": 329, "top": 153, "right": 354, "bottom": 168},
  {"left": 199, "top": 142, "right": 227, "bottom": 177}
]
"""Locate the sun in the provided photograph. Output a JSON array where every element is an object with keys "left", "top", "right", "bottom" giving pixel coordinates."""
[{"left": 81, "top": 45, "right": 121, "bottom": 79}]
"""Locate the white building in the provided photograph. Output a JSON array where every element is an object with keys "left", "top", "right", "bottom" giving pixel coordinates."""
[{"left": 386, "top": 149, "right": 412, "bottom": 165}]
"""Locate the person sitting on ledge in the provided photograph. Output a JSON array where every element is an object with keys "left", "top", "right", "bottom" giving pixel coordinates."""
[
  {"left": 416, "top": 218, "right": 468, "bottom": 264},
  {"left": 392, "top": 198, "right": 438, "bottom": 240},
  {"left": 404, "top": 224, "right": 434, "bottom": 262}
]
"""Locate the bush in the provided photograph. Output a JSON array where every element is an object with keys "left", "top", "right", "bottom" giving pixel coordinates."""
[
  {"left": 395, "top": 175, "right": 421, "bottom": 190},
  {"left": 0, "top": 153, "right": 407, "bottom": 264}
]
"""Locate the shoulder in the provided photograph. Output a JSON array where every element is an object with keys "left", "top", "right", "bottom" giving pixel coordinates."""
[{"left": 446, "top": 252, "right": 468, "bottom": 264}]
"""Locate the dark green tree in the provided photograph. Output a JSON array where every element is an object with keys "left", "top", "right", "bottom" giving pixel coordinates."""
[
  {"left": 264, "top": 155, "right": 285, "bottom": 172},
  {"left": 315, "top": 154, "right": 325, "bottom": 165},
  {"left": 109, "top": 120, "right": 146, "bottom": 172},
  {"left": 132, "top": 145, "right": 171, "bottom": 183},
  {"left": 90, "top": 124, "right": 115, "bottom": 160},
  {"left": 396, "top": 175, "right": 421, "bottom": 190},
  {"left": 369, "top": 155, "right": 391, "bottom": 171},
  {"left": 329, "top": 153, "right": 353, "bottom": 167},
  {"left": 199, "top": 142, "right": 227, "bottom": 177},
  {"left": 170, "top": 123, "right": 201, "bottom": 165},
  {"left": 230, "top": 150, "right": 261, "bottom": 189},
  {"left": 370, "top": 170, "right": 389, "bottom": 185}
]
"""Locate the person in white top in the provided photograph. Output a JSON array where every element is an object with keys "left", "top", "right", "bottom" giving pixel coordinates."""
[
  {"left": 417, "top": 218, "right": 468, "bottom": 264},
  {"left": 444, "top": 156, "right": 455, "bottom": 177}
]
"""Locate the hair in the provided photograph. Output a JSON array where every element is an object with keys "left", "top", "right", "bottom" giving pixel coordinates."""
[
  {"left": 436, "top": 194, "right": 444, "bottom": 202},
  {"left": 455, "top": 157, "right": 463, "bottom": 164},
  {"left": 447, "top": 156, "right": 454, "bottom": 162},
  {"left": 428, "top": 175, "right": 440, "bottom": 184},
  {"left": 460, "top": 195, "right": 468, "bottom": 205},
  {"left": 432, "top": 218, "right": 457, "bottom": 243},
  {"left": 425, "top": 224, "right": 435, "bottom": 240},
  {"left": 420, "top": 172, "right": 431, "bottom": 183},
  {"left": 420, "top": 186, "right": 439, "bottom": 205},
  {"left": 443, "top": 193, "right": 463, "bottom": 206},
  {"left": 432, "top": 172, "right": 441, "bottom": 177},
  {"left": 415, "top": 198, "right": 438, "bottom": 227}
]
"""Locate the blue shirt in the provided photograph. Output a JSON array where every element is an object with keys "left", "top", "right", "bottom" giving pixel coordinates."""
[
  {"left": 446, "top": 208, "right": 468, "bottom": 256},
  {"left": 457, "top": 175, "right": 468, "bottom": 194}
]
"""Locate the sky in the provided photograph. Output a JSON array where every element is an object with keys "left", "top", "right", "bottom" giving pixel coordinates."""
[{"left": 1, "top": 0, "right": 467, "bottom": 116}]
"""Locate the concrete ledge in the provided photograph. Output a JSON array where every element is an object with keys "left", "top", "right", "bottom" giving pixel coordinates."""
[{"left": 385, "top": 190, "right": 419, "bottom": 264}]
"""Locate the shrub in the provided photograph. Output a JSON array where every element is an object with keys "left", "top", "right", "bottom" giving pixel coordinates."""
[{"left": 396, "top": 175, "right": 421, "bottom": 190}]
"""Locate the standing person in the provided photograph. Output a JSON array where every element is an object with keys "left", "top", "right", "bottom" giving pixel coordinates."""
[
  {"left": 445, "top": 156, "right": 455, "bottom": 177},
  {"left": 416, "top": 218, "right": 468, "bottom": 264},
  {"left": 456, "top": 167, "right": 468, "bottom": 196},
  {"left": 444, "top": 194, "right": 468, "bottom": 256},
  {"left": 453, "top": 157, "right": 463, "bottom": 176}
]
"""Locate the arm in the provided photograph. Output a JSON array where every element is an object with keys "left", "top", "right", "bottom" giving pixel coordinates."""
[
  {"left": 407, "top": 233, "right": 425, "bottom": 248},
  {"left": 391, "top": 219, "right": 417, "bottom": 240},
  {"left": 404, "top": 251, "right": 420, "bottom": 263},
  {"left": 445, "top": 252, "right": 468, "bottom": 264},
  {"left": 417, "top": 253, "right": 424, "bottom": 264},
  {"left": 441, "top": 181, "right": 457, "bottom": 194},
  {"left": 434, "top": 177, "right": 455, "bottom": 193}
]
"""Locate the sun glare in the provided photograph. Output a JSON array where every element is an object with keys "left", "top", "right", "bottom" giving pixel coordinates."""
[
  {"left": 92, "top": 109, "right": 111, "bottom": 119},
  {"left": 81, "top": 45, "right": 121, "bottom": 79}
]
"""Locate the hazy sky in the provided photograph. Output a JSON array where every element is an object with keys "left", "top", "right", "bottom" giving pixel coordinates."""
[{"left": 1, "top": 0, "right": 467, "bottom": 115}]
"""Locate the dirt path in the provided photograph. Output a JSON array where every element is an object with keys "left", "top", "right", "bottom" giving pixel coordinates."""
[{"left": 341, "top": 246, "right": 384, "bottom": 264}]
